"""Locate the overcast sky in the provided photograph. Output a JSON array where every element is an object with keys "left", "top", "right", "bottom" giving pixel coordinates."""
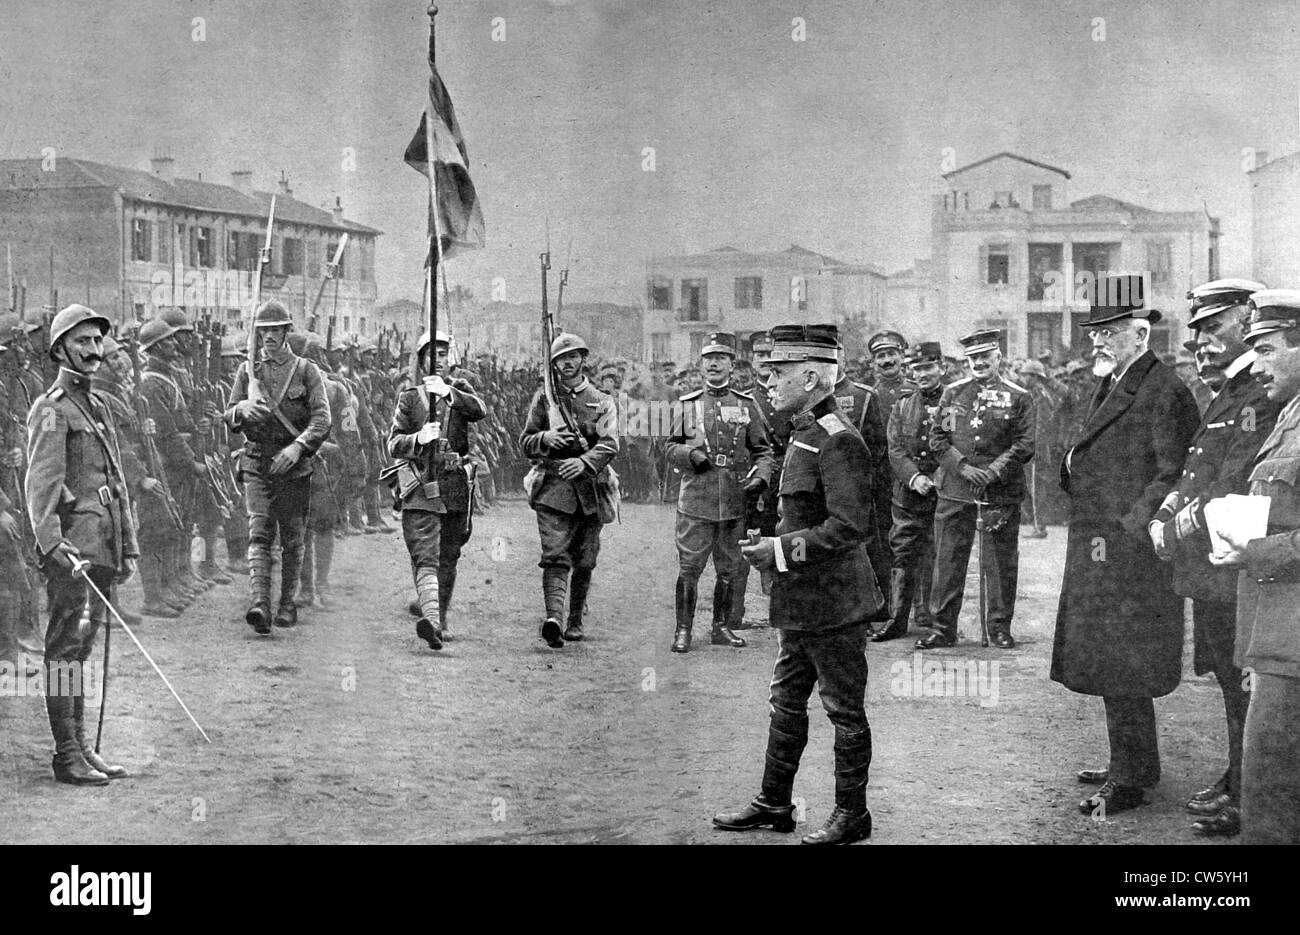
[{"left": 4, "top": 0, "right": 1300, "bottom": 307}]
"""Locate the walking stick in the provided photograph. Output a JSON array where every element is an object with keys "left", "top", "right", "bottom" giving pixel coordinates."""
[
  {"left": 70, "top": 558, "right": 212, "bottom": 743},
  {"left": 975, "top": 498, "right": 990, "bottom": 647}
]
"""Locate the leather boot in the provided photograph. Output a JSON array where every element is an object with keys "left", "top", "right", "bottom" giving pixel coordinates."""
[
  {"left": 872, "top": 567, "right": 911, "bottom": 642},
  {"left": 671, "top": 575, "right": 697, "bottom": 653},
  {"left": 437, "top": 563, "right": 457, "bottom": 641},
  {"left": 314, "top": 530, "right": 335, "bottom": 609},
  {"left": 540, "top": 567, "right": 569, "bottom": 647},
  {"left": 365, "top": 487, "right": 394, "bottom": 532},
  {"left": 140, "top": 554, "right": 180, "bottom": 618},
  {"left": 413, "top": 566, "right": 443, "bottom": 650},
  {"left": 74, "top": 694, "right": 127, "bottom": 779},
  {"left": 297, "top": 532, "right": 317, "bottom": 607},
  {"left": 564, "top": 567, "right": 591, "bottom": 641},
  {"left": 245, "top": 544, "right": 273, "bottom": 635},
  {"left": 46, "top": 693, "right": 108, "bottom": 786},
  {"left": 199, "top": 535, "right": 233, "bottom": 584},
  {"left": 711, "top": 578, "right": 745, "bottom": 647},
  {"left": 274, "top": 545, "right": 301, "bottom": 627}
]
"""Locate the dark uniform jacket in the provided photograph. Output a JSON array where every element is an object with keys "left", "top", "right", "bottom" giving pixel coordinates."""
[
  {"left": 665, "top": 382, "right": 774, "bottom": 522},
  {"left": 887, "top": 383, "right": 946, "bottom": 511},
  {"left": 933, "top": 373, "right": 1035, "bottom": 505},
  {"left": 1234, "top": 393, "right": 1300, "bottom": 679},
  {"left": 519, "top": 377, "right": 618, "bottom": 518},
  {"left": 769, "top": 395, "right": 882, "bottom": 631},
  {"left": 140, "top": 357, "right": 201, "bottom": 485},
  {"left": 25, "top": 368, "right": 140, "bottom": 570},
  {"left": 872, "top": 373, "right": 917, "bottom": 425},
  {"left": 224, "top": 347, "right": 331, "bottom": 480},
  {"left": 387, "top": 377, "right": 487, "bottom": 513},
  {"left": 1051, "top": 351, "right": 1199, "bottom": 697},
  {"left": 1153, "top": 355, "right": 1280, "bottom": 605},
  {"left": 833, "top": 376, "right": 888, "bottom": 487}
]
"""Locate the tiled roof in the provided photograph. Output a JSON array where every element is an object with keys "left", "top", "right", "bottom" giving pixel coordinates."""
[{"left": 0, "top": 157, "right": 380, "bottom": 235}]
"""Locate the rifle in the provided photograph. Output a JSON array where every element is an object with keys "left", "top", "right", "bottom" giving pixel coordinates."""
[
  {"left": 126, "top": 333, "right": 186, "bottom": 533},
  {"left": 245, "top": 196, "right": 277, "bottom": 401},
  {"left": 307, "top": 233, "right": 348, "bottom": 333},
  {"left": 539, "top": 246, "right": 581, "bottom": 440}
]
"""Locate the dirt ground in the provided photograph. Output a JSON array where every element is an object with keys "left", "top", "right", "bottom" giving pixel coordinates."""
[{"left": 1, "top": 498, "right": 1235, "bottom": 845}]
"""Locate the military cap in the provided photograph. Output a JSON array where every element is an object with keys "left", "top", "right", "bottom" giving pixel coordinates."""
[
  {"left": 959, "top": 329, "right": 1001, "bottom": 356},
  {"left": 160, "top": 307, "right": 195, "bottom": 333},
  {"left": 1244, "top": 289, "right": 1300, "bottom": 343},
  {"left": 768, "top": 323, "right": 840, "bottom": 363},
  {"left": 1080, "top": 274, "right": 1162, "bottom": 326},
  {"left": 911, "top": 340, "right": 942, "bottom": 364},
  {"left": 750, "top": 330, "right": 773, "bottom": 354},
  {"left": 701, "top": 331, "right": 737, "bottom": 357},
  {"left": 49, "top": 304, "right": 111, "bottom": 358},
  {"left": 138, "top": 316, "right": 177, "bottom": 349},
  {"left": 1187, "top": 278, "right": 1266, "bottom": 328},
  {"left": 867, "top": 330, "right": 908, "bottom": 354}
]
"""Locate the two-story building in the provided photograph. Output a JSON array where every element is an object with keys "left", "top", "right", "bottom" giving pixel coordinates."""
[
  {"left": 642, "top": 244, "right": 887, "bottom": 363},
  {"left": 0, "top": 155, "right": 380, "bottom": 335},
  {"left": 930, "top": 152, "right": 1220, "bottom": 361},
  {"left": 1249, "top": 150, "right": 1300, "bottom": 288}
]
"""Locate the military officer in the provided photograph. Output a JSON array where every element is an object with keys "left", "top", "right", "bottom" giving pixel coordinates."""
[
  {"left": 1207, "top": 289, "right": 1300, "bottom": 844},
  {"left": 867, "top": 330, "right": 917, "bottom": 418},
  {"left": 224, "top": 300, "right": 331, "bottom": 635},
  {"left": 26, "top": 305, "right": 139, "bottom": 785},
  {"left": 519, "top": 333, "right": 619, "bottom": 648},
  {"left": 728, "top": 331, "right": 792, "bottom": 630},
  {"left": 924, "top": 329, "right": 1034, "bottom": 649},
  {"left": 1149, "top": 279, "right": 1276, "bottom": 837},
  {"left": 713, "top": 323, "right": 881, "bottom": 845},
  {"left": 665, "top": 332, "right": 775, "bottom": 652},
  {"left": 388, "top": 330, "right": 486, "bottom": 649},
  {"left": 874, "top": 341, "right": 947, "bottom": 642}
]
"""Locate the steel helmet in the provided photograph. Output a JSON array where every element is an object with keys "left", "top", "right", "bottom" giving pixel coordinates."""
[
  {"left": 138, "top": 317, "right": 178, "bottom": 350},
  {"left": 48, "top": 304, "right": 111, "bottom": 359},
  {"left": 550, "top": 332, "right": 589, "bottom": 361},
  {"left": 253, "top": 300, "right": 293, "bottom": 329},
  {"left": 160, "top": 307, "right": 195, "bottom": 333},
  {"left": 416, "top": 330, "right": 451, "bottom": 355}
]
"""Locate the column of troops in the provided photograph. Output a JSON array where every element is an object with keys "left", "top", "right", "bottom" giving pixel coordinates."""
[{"left": 4, "top": 274, "right": 1299, "bottom": 847}]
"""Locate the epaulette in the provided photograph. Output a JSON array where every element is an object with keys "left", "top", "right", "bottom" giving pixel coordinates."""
[
  {"left": 1001, "top": 377, "right": 1029, "bottom": 393},
  {"left": 47, "top": 387, "right": 65, "bottom": 401},
  {"left": 817, "top": 412, "right": 847, "bottom": 435},
  {"left": 678, "top": 389, "right": 703, "bottom": 401}
]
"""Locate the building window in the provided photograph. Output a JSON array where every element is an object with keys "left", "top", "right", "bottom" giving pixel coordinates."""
[
  {"left": 175, "top": 224, "right": 188, "bottom": 265},
  {"left": 307, "top": 240, "right": 321, "bottom": 280},
  {"left": 282, "top": 237, "right": 304, "bottom": 277},
  {"left": 1027, "top": 243, "right": 1062, "bottom": 300},
  {"left": 131, "top": 219, "right": 152, "bottom": 262},
  {"left": 689, "top": 332, "right": 707, "bottom": 358},
  {"left": 990, "top": 191, "right": 1018, "bottom": 209},
  {"left": 342, "top": 316, "right": 351, "bottom": 332},
  {"left": 228, "top": 231, "right": 259, "bottom": 272},
  {"left": 360, "top": 240, "right": 374, "bottom": 284},
  {"left": 651, "top": 332, "right": 670, "bottom": 360},
  {"left": 1073, "top": 243, "right": 1119, "bottom": 301},
  {"left": 680, "top": 278, "right": 707, "bottom": 321},
  {"left": 734, "top": 276, "right": 762, "bottom": 310},
  {"left": 1027, "top": 312, "right": 1060, "bottom": 360},
  {"left": 195, "top": 226, "right": 213, "bottom": 268},
  {"left": 648, "top": 275, "right": 672, "bottom": 310},
  {"left": 1032, "top": 184, "right": 1052, "bottom": 210},
  {"left": 1146, "top": 240, "right": 1172, "bottom": 289},
  {"left": 359, "top": 317, "right": 367, "bottom": 334},
  {"left": 986, "top": 245, "right": 1010, "bottom": 285}
]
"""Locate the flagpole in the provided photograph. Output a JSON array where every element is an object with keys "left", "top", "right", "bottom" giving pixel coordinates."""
[{"left": 414, "top": 3, "right": 445, "bottom": 384}]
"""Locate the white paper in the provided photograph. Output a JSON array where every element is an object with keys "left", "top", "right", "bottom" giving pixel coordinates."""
[{"left": 1204, "top": 494, "right": 1270, "bottom": 558}]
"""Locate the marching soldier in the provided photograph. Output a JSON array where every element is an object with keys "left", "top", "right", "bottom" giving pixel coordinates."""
[
  {"left": 26, "top": 305, "right": 138, "bottom": 785},
  {"left": 665, "top": 332, "right": 774, "bottom": 652},
  {"left": 219, "top": 337, "right": 250, "bottom": 575},
  {"left": 924, "top": 329, "right": 1034, "bottom": 649},
  {"left": 355, "top": 341, "right": 395, "bottom": 533},
  {"left": 728, "top": 331, "right": 792, "bottom": 629},
  {"left": 224, "top": 300, "right": 331, "bottom": 635},
  {"left": 1150, "top": 279, "right": 1277, "bottom": 837},
  {"left": 519, "top": 333, "right": 618, "bottom": 648},
  {"left": 713, "top": 323, "right": 881, "bottom": 845},
  {"left": 389, "top": 330, "right": 486, "bottom": 649},
  {"left": 867, "top": 330, "right": 916, "bottom": 418},
  {"left": 874, "top": 340, "right": 946, "bottom": 642}
]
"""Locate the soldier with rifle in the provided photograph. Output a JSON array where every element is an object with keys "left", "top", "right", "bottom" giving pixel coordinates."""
[
  {"left": 387, "top": 329, "right": 486, "bottom": 649},
  {"left": 25, "top": 305, "right": 138, "bottom": 785},
  {"left": 0, "top": 317, "right": 42, "bottom": 671},
  {"left": 219, "top": 336, "right": 250, "bottom": 574},
  {"left": 355, "top": 340, "right": 395, "bottom": 532}
]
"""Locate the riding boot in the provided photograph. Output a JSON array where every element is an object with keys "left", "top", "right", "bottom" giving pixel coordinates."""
[
  {"left": 46, "top": 693, "right": 108, "bottom": 786},
  {"left": 413, "top": 566, "right": 442, "bottom": 650},
  {"left": 873, "top": 567, "right": 911, "bottom": 641},
  {"left": 297, "top": 531, "right": 317, "bottom": 607},
  {"left": 564, "top": 567, "right": 592, "bottom": 641},
  {"left": 314, "top": 531, "right": 335, "bottom": 608},
  {"left": 275, "top": 537, "right": 303, "bottom": 627},
  {"left": 671, "top": 575, "right": 697, "bottom": 653},
  {"left": 711, "top": 578, "right": 745, "bottom": 647},
  {"left": 245, "top": 543, "right": 273, "bottom": 634},
  {"left": 74, "top": 694, "right": 127, "bottom": 779},
  {"left": 540, "top": 567, "right": 569, "bottom": 647}
]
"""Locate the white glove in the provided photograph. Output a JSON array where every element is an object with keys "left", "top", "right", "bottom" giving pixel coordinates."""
[
  {"left": 416, "top": 423, "right": 440, "bottom": 445},
  {"left": 423, "top": 375, "right": 451, "bottom": 398}
]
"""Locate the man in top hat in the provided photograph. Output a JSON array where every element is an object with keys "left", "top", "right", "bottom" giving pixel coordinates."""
[
  {"left": 1211, "top": 289, "right": 1300, "bottom": 844},
  {"left": 665, "top": 331, "right": 774, "bottom": 652},
  {"left": 923, "top": 328, "right": 1034, "bottom": 650},
  {"left": 1053, "top": 274, "right": 1199, "bottom": 816},
  {"left": 867, "top": 330, "right": 916, "bottom": 417},
  {"left": 874, "top": 340, "right": 947, "bottom": 642},
  {"left": 1147, "top": 279, "right": 1276, "bottom": 837},
  {"left": 25, "top": 305, "right": 139, "bottom": 784},
  {"left": 713, "top": 323, "right": 882, "bottom": 845}
]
